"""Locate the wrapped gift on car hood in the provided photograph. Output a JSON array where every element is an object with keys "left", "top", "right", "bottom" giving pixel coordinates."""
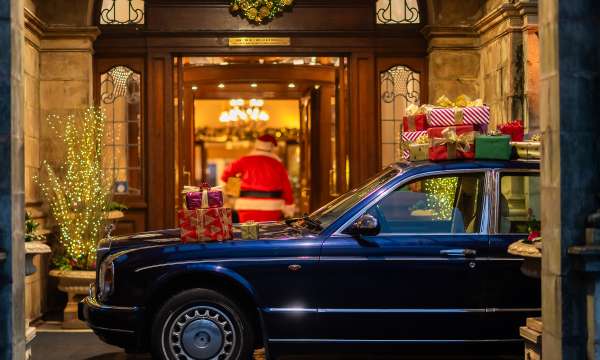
[
  {"left": 184, "top": 183, "right": 224, "bottom": 210},
  {"left": 178, "top": 207, "right": 233, "bottom": 242}
]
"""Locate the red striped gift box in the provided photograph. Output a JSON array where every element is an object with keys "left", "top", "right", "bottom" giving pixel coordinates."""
[
  {"left": 401, "top": 130, "right": 428, "bottom": 159},
  {"left": 427, "top": 106, "right": 490, "bottom": 127}
]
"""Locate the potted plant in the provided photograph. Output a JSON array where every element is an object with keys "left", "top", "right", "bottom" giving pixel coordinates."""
[
  {"left": 24, "top": 212, "right": 51, "bottom": 276},
  {"left": 36, "top": 107, "right": 113, "bottom": 328}
]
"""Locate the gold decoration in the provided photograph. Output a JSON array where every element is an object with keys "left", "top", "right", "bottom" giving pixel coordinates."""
[{"left": 229, "top": 0, "right": 294, "bottom": 24}]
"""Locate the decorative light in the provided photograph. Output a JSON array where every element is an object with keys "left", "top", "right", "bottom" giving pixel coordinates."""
[
  {"left": 35, "top": 107, "right": 112, "bottom": 270},
  {"left": 218, "top": 83, "right": 225, "bottom": 89},
  {"left": 250, "top": 83, "right": 258, "bottom": 88},
  {"left": 288, "top": 83, "right": 296, "bottom": 88},
  {"left": 219, "top": 98, "right": 269, "bottom": 124},
  {"left": 424, "top": 177, "right": 458, "bottom": 220},
  {"left": 191, "top": 85, "right": 198, "bottom": 91}
]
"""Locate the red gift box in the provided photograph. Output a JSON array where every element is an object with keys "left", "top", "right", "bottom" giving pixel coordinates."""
[
  {"left": 427, "top": 125, "right": 477, "bottom": 161},
  {"left": 402, "top": 114, "right": 428, "bottom": 132},
  {"left": 498, "top": 120, "right": 524, "bottom": 141},
  {"left": 178, "top": 207, "right": 233, "bottom": 242}
]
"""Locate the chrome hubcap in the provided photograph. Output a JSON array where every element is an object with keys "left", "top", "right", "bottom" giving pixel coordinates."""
[{"left": 166, "top": 306, "right": 235, "bottom": 360}]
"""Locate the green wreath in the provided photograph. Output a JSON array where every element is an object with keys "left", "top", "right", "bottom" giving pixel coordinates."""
[{"left": 229, "top": 0, "right": 294, "bottom": 24}]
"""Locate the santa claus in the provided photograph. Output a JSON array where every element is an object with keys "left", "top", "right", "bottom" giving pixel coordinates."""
[{"left": 221, "top": 134, "right": 295, "bottom": 223}]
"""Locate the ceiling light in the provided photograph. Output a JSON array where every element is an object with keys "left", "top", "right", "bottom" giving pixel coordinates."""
[
  {"left": 250, "top": 83, "right": 258, "bottom": 88},
  {"left": 191, "top": 85, "right": 198, "bottom": 91},
  {"left": 218, "top": 83, "right": 225, "bottom": 89},
  {"left": 314, "top": 84, "right": 321, "bottom": 90},
  {"left": 288, "top": 83, "right": 296, "bottom": 88}
]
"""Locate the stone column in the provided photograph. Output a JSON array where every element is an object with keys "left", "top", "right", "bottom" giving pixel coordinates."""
[
  {"left": 0, "top": 0, "right": 26, "bottom": 359},
  {"left": 539, "top": 0, "right": 600, "bottom": 358}
]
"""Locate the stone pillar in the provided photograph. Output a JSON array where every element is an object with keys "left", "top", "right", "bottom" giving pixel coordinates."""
[
  {"left": 0, "top": 0, "right": 26, "bottom": 359},
  {"left": 539, "top": 0, "right": 600, "bottom": 358}
]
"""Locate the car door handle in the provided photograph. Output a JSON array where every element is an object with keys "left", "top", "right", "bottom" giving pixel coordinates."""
[{"left": 440, "top": 249, "right": 477, "bottom": 257}]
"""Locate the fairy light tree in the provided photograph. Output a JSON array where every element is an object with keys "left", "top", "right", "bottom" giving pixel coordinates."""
[{"left": 37, "top": 107, "right": 112, "bottom": 270}]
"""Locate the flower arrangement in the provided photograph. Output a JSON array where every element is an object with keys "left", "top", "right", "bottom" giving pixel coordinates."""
[{"left": 36, "top": 107, "right": 112, "bottom": 270}]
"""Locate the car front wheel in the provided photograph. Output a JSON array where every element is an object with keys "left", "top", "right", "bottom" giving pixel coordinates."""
[{"left": 152, "top": 288, "right": 255, "bottom": 360}]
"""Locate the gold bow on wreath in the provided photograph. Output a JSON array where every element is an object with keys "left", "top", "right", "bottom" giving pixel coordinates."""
[{"left": 431, "top": 127, "right": 476, "bottom": 159}]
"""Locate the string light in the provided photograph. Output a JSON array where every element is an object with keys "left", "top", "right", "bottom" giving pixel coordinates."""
[
  {"left": 35, "top": 107, "right": 112, "bottom": 270},
  {"left": 424, "top": 177, "right": 458, "bottom": 220}
]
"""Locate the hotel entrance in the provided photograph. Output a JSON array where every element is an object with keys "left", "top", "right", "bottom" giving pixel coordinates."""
[{"left": 174, "top": 56, "right": 348, "bottom": 217}]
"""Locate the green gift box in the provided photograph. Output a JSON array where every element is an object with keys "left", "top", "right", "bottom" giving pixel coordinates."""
[
  {"left": 475, "top": 134, "right": 511, "bottom": 160},
  {"left": 409, "top": 143, "right": 429, "bottom": 161},
  {"left": 240, "top": 221, "right": 260, "bottom": 240}
]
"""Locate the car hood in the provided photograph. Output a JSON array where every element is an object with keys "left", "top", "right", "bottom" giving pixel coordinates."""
[{"left": 101, "top": 221, "right": 312, "bottom": 252}]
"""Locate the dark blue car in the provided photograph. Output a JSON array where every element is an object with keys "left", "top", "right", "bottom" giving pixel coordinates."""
[{"left": 79, "top": 160, "right": 541, "bottom": 360}]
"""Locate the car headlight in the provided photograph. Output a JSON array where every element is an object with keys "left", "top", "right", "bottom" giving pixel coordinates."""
[{"left": 98, "top": 259, "right": 114, "bottom": 302}]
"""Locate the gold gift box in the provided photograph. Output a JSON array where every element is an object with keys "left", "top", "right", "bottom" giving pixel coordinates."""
[
  {"left": 240, "top": 221, "right": 260, "bottom": 240},
  {"left": 409, "top": 143, "right": 429, "bottom": 161},
  {"left": 511, "top": 141, "right": 541, "bottom": 159}
]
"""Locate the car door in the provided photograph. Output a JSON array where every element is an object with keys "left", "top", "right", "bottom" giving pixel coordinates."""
[
  {"left": 317, "top": 170, "right": 490, "bottom": 342},
  {"left": 482, "top": 169, "right": 541, "bottom": 339}
]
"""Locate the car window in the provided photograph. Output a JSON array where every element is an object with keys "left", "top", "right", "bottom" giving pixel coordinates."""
[
  {"left": 498, "top": 173, "right": 540, "bottom": 233},
  {"left": 366, "top": 173, "right": 485, "bottom": 234}
]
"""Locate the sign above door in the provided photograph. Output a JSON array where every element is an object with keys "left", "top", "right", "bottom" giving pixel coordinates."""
[{"left": 229, "top": 0, "right": 295, "bottom": 24}]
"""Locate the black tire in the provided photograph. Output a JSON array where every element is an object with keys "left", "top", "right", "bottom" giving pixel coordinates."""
[{"left": 151, "top": 288, "right": 255, "bottom": 360}]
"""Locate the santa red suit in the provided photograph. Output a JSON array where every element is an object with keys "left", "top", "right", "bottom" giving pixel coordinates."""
[{"left": 221, "top": 134, "right": 295, "bottom": 223}]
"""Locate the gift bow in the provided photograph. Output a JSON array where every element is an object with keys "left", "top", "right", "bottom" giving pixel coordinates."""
[
  {"left": 435, "top": 95, "right": 484, "bottom": 108},
  {"left": 198, "top": 183, "right": 223, "bottom": 209},
  {"left": 431, "top": 127, "right": 476, "bottom": 159}
]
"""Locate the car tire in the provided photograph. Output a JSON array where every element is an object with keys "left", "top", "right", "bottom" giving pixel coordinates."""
[{"left": 151, "top": 288, "right": 255, "bottom": 360}]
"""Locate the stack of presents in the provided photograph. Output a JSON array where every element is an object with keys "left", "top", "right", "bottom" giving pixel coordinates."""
[
  {"left": 402, "top": 95, "right": 541, "bottom": 162},
  {"left": 178, "top": 184, "right": 260, "bottom": 243}
]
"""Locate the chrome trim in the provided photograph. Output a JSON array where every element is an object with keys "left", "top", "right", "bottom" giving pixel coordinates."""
[
  {"left": 318, "top": 308, "right": 487, "bottom": 314},
  {"left": 135, "top": 256, "right": 319, "bottom": 273},
  {"left": 268, "top": 338, "right": 522, "bottom": 344},
  {"left": 319, "top": 256, "right": 523, "bottom": 262},
  {"left": 85, "top": 297, "right": 139, "bottom": 312},
  {"left": 263, "top": 308, "right": 318, "bottom": 313},
  {"left": 332, "top": 169, "right": 489, "bottom": 237},
  {"left": 262, "top": 307, "right": 538, "bottom": 314},
  {"left": 88, "top": 324, "right": 136, "bottom": 334}
]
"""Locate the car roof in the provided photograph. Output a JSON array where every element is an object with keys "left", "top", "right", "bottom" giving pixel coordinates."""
[{"left": 391, "top": 159, "right": 539, "bottom": 175}]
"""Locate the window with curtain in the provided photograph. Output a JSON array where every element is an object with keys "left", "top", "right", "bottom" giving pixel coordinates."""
[
  {"left": 100, "top": 0, "right": 145, "bottom": 25},
  {"left": 100, "top": 66, "right": 142, "bottom": 195},
  {"left": 376, "top": 0, "right": 420, "bottom": 24},
  {"left": 380, "top": 65, "right": 420, "bottom": 167}
]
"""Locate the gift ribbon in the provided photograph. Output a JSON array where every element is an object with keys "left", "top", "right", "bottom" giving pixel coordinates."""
[
  {"left": 431, "top": 127, "right": 476, "bottom": 159},
  {"left": 406, "top": 115, "right": 417, "bottom": 131},
  {"left": 453, "top": 107, "right": 464, "bottom": 125}
]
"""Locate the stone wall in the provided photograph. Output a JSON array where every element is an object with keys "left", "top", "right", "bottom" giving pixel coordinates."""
[{"left": 425, "top": 0, "right": 539, "bottom": 132}]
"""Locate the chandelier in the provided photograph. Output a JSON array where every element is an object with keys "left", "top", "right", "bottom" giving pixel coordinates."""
[{"left": 219, "top": 99, "right": 270, "bottom": 123}]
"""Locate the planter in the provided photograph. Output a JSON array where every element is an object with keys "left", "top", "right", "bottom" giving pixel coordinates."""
[
  {"left": 49, "top": 269, "right": 96, "bottom": 329},
  {"left": 25, "top": 241, "right": 51, "bottom": 276}
]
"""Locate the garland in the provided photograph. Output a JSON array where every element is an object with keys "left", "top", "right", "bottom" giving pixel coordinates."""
[{"left": 229, "top": 0, "right": 294, "bottom": 24}]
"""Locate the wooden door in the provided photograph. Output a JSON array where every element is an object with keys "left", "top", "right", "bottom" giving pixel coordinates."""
[{"left": 298, "top": 91, "right": 314, "bottom": 214}]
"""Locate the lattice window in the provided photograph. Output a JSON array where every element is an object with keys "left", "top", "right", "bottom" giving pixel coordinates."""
[
  {"left": 380, "top": 65, "right": 420, "bottom": 167},
  {"left": 100, "top": 0, "right": 144, "bottom": 25},
  {"left": 376, "top": 0, "right": 420, "bottom": 24},
  {"left": 100, "top": 66, "right": 142, "bottom": 195}
]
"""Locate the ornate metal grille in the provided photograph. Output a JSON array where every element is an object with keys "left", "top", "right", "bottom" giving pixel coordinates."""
[
  {"left": 376, "top": 0, "right": 420, "bottom": 24},
  {"left": 100, "top": 66, "right": 142, "bottom": 195},
  {"left": 380, "top": 65, "right": 420, "bottom": 166},
  {"left": 100, "top": 0, "right": 144, "bottom": 25}
]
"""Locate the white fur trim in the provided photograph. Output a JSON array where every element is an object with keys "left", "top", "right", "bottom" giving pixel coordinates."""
[
  {"left": 255, "top": 140, "right": 274, "bottom": 152},
  {"left": 235, "top": 198, "right": 285, "bottom": 211},
  {"left": 282, "top": 204, "right": 296, "bottom": 217},
  {"left": 248, "top": 150, "right": 282, "bottom": 162}
]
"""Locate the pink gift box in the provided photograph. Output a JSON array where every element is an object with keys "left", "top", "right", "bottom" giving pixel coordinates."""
[{"left": 427, "top": 106, "right": 490, "bottom": 127}]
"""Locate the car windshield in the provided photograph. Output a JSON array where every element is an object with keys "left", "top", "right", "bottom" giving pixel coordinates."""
[{"left": 309, "top": 166, "right": 401, "bottom": 229}]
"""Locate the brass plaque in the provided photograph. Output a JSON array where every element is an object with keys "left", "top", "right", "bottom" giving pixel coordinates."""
[{"left": 228, "top": 37, "right": 291, "bottom": 47}]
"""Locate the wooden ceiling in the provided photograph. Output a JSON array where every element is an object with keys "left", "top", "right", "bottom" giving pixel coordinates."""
[{"left": 184, "top": 60, "right": 339, "bottom": 99}]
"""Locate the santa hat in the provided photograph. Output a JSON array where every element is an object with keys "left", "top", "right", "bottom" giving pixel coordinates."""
[{"left": 255, "top": 134, "right": 277, "bottom": 152}]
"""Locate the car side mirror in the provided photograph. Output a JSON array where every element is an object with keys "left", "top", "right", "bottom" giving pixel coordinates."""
[{"left": 348, "top": 213, "right": 380, "bottom": 237}]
